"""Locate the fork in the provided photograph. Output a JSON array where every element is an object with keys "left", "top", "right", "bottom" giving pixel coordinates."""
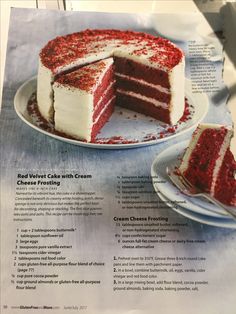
[{"left": 166, "top": 163, "right": 236, "bottom": 220}]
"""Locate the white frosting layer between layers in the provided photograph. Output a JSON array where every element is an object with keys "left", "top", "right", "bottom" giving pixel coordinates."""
[
  {"left": 115, "top": 73, "right": 170, "bottom": 94},
  {"left": 116, "top": 89, "right": 168, "bottom": 109},
  {"left": 94, "top": 96, "right": 115, "bottom": 125},
  {"left": 94, "top": 80, "right": 114, "bottom": 111}
]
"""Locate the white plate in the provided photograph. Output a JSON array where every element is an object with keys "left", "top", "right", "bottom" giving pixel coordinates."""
[
  {"left": 151, "top": 141, "right": 231, "bottom": 217},
  {"left": 157, "top": 191, "right": 236, "bottom": 229},
  {"left": 152, "top": 176, "right": 225, "bottom": 219},
  {"left": 14, "top": 77, "right": 208, "bottom": 149}
]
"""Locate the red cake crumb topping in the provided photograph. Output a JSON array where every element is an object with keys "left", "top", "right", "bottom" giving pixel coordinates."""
[
  {"left": 95, "top": 136, "right": 139, "bottom": 144},
  {"left": 133, "top": 48, "right": 148, "bottom": 56},
  {"left": 179, "top": 100, "right": 191, "bottom": 123},
  {"left": 167, "top": 127, "right": 176, "bottom": 133},
  {"left": 55, "top": 61, "right": 107, "bottom": 92},
  {"left": 40, "top": 29, "right": 183, "bottom": 72},
  {"left": 149, "top": 48, "right": 183, "bottom": 69}
]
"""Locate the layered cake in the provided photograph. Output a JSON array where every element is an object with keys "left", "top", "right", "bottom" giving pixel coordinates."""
[
  {"left": 37, "top": 29, "right": 185, "bottom": 141},
  {"left": 179, "top": 124, "right": 236, "bottom": 206},
  {"left": 54, "top": 58, "right": 115, "bottom": 142}
]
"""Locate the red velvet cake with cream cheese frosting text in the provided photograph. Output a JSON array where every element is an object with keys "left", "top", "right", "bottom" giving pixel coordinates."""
[
  {"left": 179, "top": 124, "right": 236, "bottom": 206},
  {"left": 37, "top": 29, "right": 185, "bottom": 142}
]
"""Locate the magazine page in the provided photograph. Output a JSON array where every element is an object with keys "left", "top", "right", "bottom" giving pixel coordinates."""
[{"left": 1, "top": 7, "right": 236, "bottom": 314}]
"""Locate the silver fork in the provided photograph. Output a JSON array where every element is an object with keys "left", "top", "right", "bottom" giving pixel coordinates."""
[{"left": 166, "top": 163, "right": 236, "bottom": 220}]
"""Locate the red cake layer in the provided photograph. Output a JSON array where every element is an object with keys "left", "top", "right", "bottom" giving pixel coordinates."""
[
  {"left": 114, "top": 57, "right": 170, "bottom": 88},
  {"left": 91, "top": 98, "right": 116, "bottom": 141},
  {"left": 116, "top": 75, "right": 170, "bottom": 104},
  {"left": 214, "top": 149, "right": 236, "bottom": 206},
  {"left": 116, "top": 92, "right": 171, "bottom": 124},
  {"left": 183, "top": 128, "right": 227, "bottom": 192}
]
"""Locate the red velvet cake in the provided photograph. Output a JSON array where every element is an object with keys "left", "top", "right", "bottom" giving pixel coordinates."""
[
  {"left": 37, "top": 29, "right": 185, "bottom": 142},
  {"left": 179, "top": 124, "right": 236, "bottom": 206}
]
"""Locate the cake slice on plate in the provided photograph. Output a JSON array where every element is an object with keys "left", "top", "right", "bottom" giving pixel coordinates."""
[
  {"left": 37, "top": 29, "right": 185, "bottom": 129},
  {"left": 53, "top": 58, "right": 115, "bottom": 142},
  {"left": 179, "top": 123, "right": 236, "bottom": 206}
]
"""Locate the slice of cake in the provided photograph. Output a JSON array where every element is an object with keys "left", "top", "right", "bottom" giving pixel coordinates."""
[
  {"left": 37, "top": 29, "right": 185, "bottom": 130},
  {"left": 179, "top": 124, "right": 236, "bottom": 206},
  {"left": 53, "top": 58, "right": 115, "bottom": 142}
]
